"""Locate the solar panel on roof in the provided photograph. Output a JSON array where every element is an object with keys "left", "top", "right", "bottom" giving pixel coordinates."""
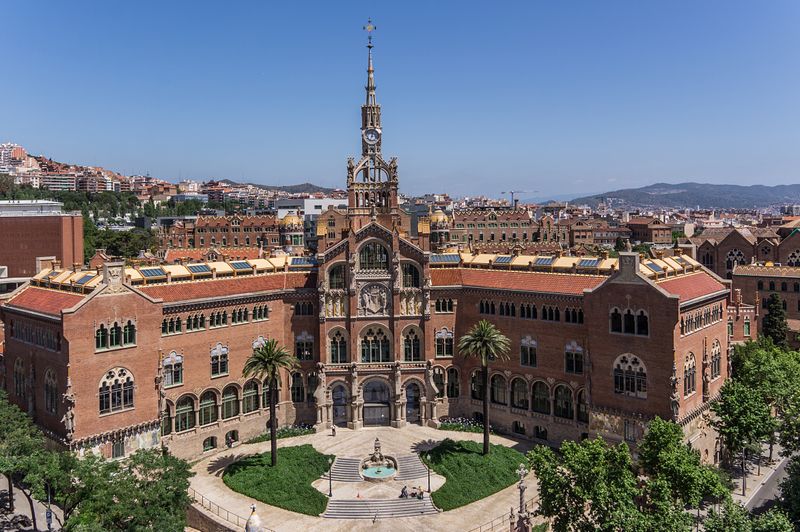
[
  {"left": 230, "top": 261, "right": 252, "bottom": 270},
  {"left": 188, "top": 264, "right": 211, "bottom": 274},
  {"left": 494, "top": 256, "right": 513, "bottom": 264},
  {"left": 75, "top": 274, "right": 95, "bottom": 285},
  {"left": 534, "top": 257, "right": 555, "bottom": 266},
  {"left": 291, "top": 257, "right": 315, "bottom": 266},
  {"left": 431, "top": 254, "right": 460, "bottom": 264},
  {"left": 578, "top": 258, "right": 600, "bottom": 268},
  {"left": 140, "top": 267, "right": 166, "bottom": 278},
  {"left": 646, "top": 261, "right": 664, "bottom": 273}
]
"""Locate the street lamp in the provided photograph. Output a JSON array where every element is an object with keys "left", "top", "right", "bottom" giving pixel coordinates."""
[
  {"left": 426, "top": 453, "right": 431, "bottom": 493},
  {"left": 328, "top": 457, "right": 333, "bottom": 497}
]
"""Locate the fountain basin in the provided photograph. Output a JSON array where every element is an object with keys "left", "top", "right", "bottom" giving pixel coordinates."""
[{"left": 362, "top": 465, "right": 397, "bottom": 481}]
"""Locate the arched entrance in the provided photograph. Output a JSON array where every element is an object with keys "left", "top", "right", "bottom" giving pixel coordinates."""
[
  {"left": 332, "top": 384, "right": 348, "bottom": 426},
  {"left": 406, "top": 382, "right": 421, "bottom": 424},
  {"left": 363, "top": 380, "right": 391, "bottom": 426}
]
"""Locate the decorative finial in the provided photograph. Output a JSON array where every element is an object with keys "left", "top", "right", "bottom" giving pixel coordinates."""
[{"left": 363, "top": 18, "right": 377, "bottom": 48}]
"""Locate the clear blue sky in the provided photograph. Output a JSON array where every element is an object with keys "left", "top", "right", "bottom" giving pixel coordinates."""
[{"left": 3, "top": 1, "right": 799, "bottom": 199}]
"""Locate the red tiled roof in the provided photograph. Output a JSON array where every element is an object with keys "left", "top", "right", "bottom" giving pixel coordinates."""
[
  {"left": 139, "top": 272, "right": 315, "bottom": 302},
  {"left": 431, "top": 268, "right": 606, "bottom": 295},
  {"left": 657, "top": 272, "right": 727, "bottom": 303},
  {"left": 4, "top": 287, "right": 85, "bottom": 316},
  {"left": 163, "top": 247, "right": 263, "bottom": 262}
]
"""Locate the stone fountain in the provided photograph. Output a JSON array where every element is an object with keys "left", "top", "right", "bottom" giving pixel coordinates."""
[{"left": 360, "top": 437, "right": 398, "bottom": 481}]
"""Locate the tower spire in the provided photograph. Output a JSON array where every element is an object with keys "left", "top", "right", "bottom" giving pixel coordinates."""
[{"left": 364, "top": 18, "right": 377, "bottom": 106}]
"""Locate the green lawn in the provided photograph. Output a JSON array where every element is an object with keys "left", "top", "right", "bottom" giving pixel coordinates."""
[
  {"left": 422, "top": 438, "right": 526, "bottom": 511},
  {"left": 223, "top": 444, "right": 334, "bottom": 516}
]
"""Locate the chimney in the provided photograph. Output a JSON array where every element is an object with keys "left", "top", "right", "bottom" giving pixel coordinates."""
[
  {"left": 734, "top": 288, "right": 742, "bottom": 307},
  {"left": 72, "top": 262, "right": 81, "bottom": 272},
  {"left": 211, "top": 267, "right": 217, "bottom": 279},
  {"left": 617, "top": 252, "right": 639, "bottom": 280},
  {"left": 52, "top": 259, "right": 62, "bottom": 270}
]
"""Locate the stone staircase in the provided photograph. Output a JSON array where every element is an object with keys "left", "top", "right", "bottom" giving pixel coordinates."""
[
  {"left": 322, "top": 497, "right": 439, "bottom": 519},
  {"left": 395, "top": 454, "right": 429, "bottom": 480},
  {"left": 328, "top": 457, "right": 363, "bottom": 482}
]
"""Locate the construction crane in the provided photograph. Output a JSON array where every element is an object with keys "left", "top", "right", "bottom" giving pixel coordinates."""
[{"left": 501, "top": 190, "right": 533, "bottom": 208}]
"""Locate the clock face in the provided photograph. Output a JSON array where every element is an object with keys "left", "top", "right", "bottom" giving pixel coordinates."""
[{"left": 364, "top": 128, "right": 380, "bottom": 144}]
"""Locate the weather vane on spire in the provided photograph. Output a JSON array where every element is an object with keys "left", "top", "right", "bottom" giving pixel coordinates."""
[{"left": 363, "top": 18, "right": 377, "bottom": 47}]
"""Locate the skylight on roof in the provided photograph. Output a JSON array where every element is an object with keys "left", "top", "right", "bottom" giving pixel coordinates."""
[
  {"left": 291, "top": 257, "right": 315, "bottom": 266},
  {"left": 646, "top": 261, "right": 664, "bottom": 273},
  {"left": 140, "top": 267, "right": 166, "bottom": 278},
  {"left": 75, "top": 274, "right": 95, "bottom": 285},
  {"left": 534, "top": 257, "right": 555, "bottom": 266},
  {"left": 230, "top": 261, "right": 252, "bottom": 270},
  {"left": 494, "top": 256, "right": 513, "bottom": 264},
  {"left": 187, "top": 264, "right": 211, "bottom": 274},
  {"left": 578, "top": 258, "right": 600, "bottom": 268},
  {"left": 431, "top": 254, "right": 460, "bottom": 263}
]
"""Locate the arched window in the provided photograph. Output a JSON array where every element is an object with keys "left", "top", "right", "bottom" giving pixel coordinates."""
[
  {"left": 789, "top": 251, "right": 800, "bottom": 268},
  {"left": 684, "top": 354, "right": 696, "bottom": 397},
  {"left": 404, "top": 329, "right": 422, "bottom": 361},
  {"left": 532, "top": 381, "right": 550, "bottom": 414},
  {"left": 175, "top": 396, "right": 195, "bottom": 432},
  {"left": 328, "top": 264, "right": 345, "bottom": 289},
  {"left": 446, "top": 367, "right": 460, "bottom": 398},
  {"left": 520, "top": 337, "right": 537, "bottom": 367},
  {"left": 470, "top": 370, "right": 484, "bottom": 400},
  {"left": 361, "top": 327, "right": 391, "bottom": 362},
  {"left": 613, "top": 354, "right": 647, "bottom": 399},
  {"left": 199, "top": 391, "right": 218, "bottom": 425},
  {"left": 433, "top": 367, "right": 445, "bottom": 398},
  {"left": 13, "top": 359, "right": 25, "bottom": 399},
  {"left": 610, "top": 308, "right": 622, "bottom": 333},
  {"left": 554, "top": 385, "right": 574, "bottom": 419},
  {"left": 243, "top": 380, "right": 260, "bottom": 413},
  {"left": 44, "top": 369, "right": 58, "bottom": 415},
  {"left": 203, "top": 436, "right": 217, "bottom": 452},
  {"left": 623, "top": 309, "right": 635, "bottom": 334},
  {"left": 123, "top": 320, "right": 136, "bottom": 345},
  {"left": 490, "top": 374, "right": 507, "bottom": 405},
  {"left": 359, "top": 242, "right": 389, "bottom": 270},
  {"left": 435, "top": 328, "right": 454, "bottom": 358},
  {"left": 330, "top": 330, "right": 348, "bottom": 364},
  {"left": 577, "top": 389, "right": 589, "bottom": 423},
  {"left": 726, "top": 249, "right": 745, "bottom": 271},
  {"left": 222, "top": 386, "right": 240, "bottom": 419},
  {"left": 163, "top": 351, "right": 184, "bottom": 387},
  {"left": 565, "top": 343, "right": 584, "bottom": 375},
  {"left": 307, "top": 373, "right": 319, "bottom": 402},
  {"left": 291, "top": 372, "right": 305, "bottom": 403},
  {"left": 402, "top": 263, "right": 420, "bottom": 288},
  {"left": 511, "top": 378, "right": 529, "bottom": 410},
  {"left": 210, "top": 343, "right": 229, "bottom": 377},
  {"left": 98, "top": 368, "right": 135, "bottom": 414},
  {"left": 96, "top": 324, "right": 108, "bottom": 350},
  {"left": 161, "top": 405, "right": 172, "bottom": 436},
  {"left": 711, "top": 341, "right": 722, "bottom": 379},
  {"left": 636, "top": 311, "right": 649, "bottom": 336}
]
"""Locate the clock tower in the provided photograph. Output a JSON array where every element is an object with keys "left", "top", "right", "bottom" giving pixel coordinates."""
[{"left": 347, "top": 23, "right": 401, "bottom": 232}]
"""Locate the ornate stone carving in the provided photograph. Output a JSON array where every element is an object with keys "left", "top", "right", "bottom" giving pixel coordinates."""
[
  {"left": 61, "top": 376, "right": 76, "bottom": 441},
  {"left": 669, "top": 362, "right": 680, "bottom": 420},
  {"left": 359, "top": 283, "right": 390, "bottom": 316}
]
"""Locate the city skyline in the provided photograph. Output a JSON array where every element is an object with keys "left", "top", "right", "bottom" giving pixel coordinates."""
[{"left": 2, "top": 1, "right": 799, "bottom": 198}]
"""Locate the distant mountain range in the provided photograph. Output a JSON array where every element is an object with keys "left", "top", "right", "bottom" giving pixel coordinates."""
[
  {"left": 571, "top": 182, "right": 800, "bottom": 209},
  {"left": 218, "top": 179, "right": 336, "bottom": 194}
]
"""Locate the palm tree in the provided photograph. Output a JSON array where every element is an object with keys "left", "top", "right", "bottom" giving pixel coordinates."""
[
  {"left": 242, "top": 338, "right": 299, "bottom": 466},
  {"left": 458, "top": 320, "right": 511, "bottom": 455}
]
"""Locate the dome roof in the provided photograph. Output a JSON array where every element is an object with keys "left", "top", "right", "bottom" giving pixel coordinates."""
[
  {"left": 430, "top": 208, "right": 448, "bottom": 224},
  {"left": 280, "top": 213, "right": 302, "bottom": 227}
]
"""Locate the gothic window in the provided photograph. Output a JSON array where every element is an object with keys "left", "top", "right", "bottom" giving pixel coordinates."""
[
  {"left": 13, "top": 359, "right": 25, "bottom": 399},
  {"left": 789, "top": 251, "right": 800, "bottom": 267},
  {"left": 330, "top": 330, "right": 348, "bottom": 364},
  {"left": 243, "top": 380, "right": 260, "bottom": 413},
  {"left": 404, "top": 329, "right": 422, "bottom": 361},
  {"left": 210, "top": 343, "right": 229, "bottom": 377},
  {"left": 435, "top": 328, "right": 454, "bottom": 358},
  {"left": 446, "top": 367, "right": 460, "bottom": 398},
  {"left": 520, "top": 337, "right": 537, "bottom": 367},
  {"left": 360, "top": 327, "right": 391, "bottom": 362},
  {"left": 123, "top": 320, "right": 136, "bottom": 345},
  {"left": 163, "top": 351, "right": 184, "bottom": 387},
  {"left": 96, "top": 324, "right": 109, "bottom": 350},
  {"left": 490, "top": 374, "right": 507, "bottom": 405},
  {"left": 554, "top": 385, "right": 574, "bottom": 419},
  {"left": 532, "top": 381, "right": 550, "bottom": 414},
  {"left": 636, "top": 311, "right": 649, "bottom": 336},
  {"left": 744, "top": 319, "right": 751, "bottom": 336},
  {"left": 511, "top": 378, "right": 529, "bottom": 410},
  {"left": 329, "top": 264, "right": 345, "bottom": 289},
  {"left": 610, "top": 308, "right": 622, "bottom": 333},
  {"left": 98, "top": 368, "right": 135, "bottom": 414},
  {"left": 294, "top": 302, "right": 314, "bottom": 316},
  {"left": 402, "top": 263, "right": 421, "bottom": 288},
  {"left": 199, "top": 391, "right": 218, "bottom": 425},
  {"left": 359, "top": 242, "right": 389, "bottom": 270},
  {"left": 44, "top": 369, "right": 58, "bottom": 415},
  {"left": 565, "top": 343, "right": 584, "bottom": 374},
  {"left": 623, "top": 309, "right": 635, "bottom": 334},
  {"left": 727, "top": 320, "right": 734, "bottom": 338},
  {"left": 711, "top": 340, "right": 722, "bottom": 379},
  {"left": 613, "top": 355, "right": 647, "bottom": 399},
  {"left": 470, "top": 370, "right": 484, "bottom": 400},
  {"left": 222, "top": 386, "right": 240, "bottom": 419},
  {"left": 757, "top": 280, "right": 764, "bottom": 290},
  {"left": 290, "top": 372, "right": 305, "bottom": 403},
  {"left": 725, "top": 249, "right": 745, "bottom": 271},
  {"left": 577, "top": 389, "right": 589, "bottom": 423},
  {"left": 770, "top": 281, "right": 776, "bottom": 291},
  {"left": 161, "top": 406, "right": 172, "bottom": 436},
  {"left": 433, "top": 367, "right": 445, "bottom": 398},
  {"left": 175, "top": 396, "right": 195, "bottom": 432},
  {"left": 253, "top": 305, "right": 269, "bottom": 321},
  {"left": 683, "top": 354, "right": 696, "bottom": 397},
  {"left": 295, "top": 333, "right": 314, "bottom": 360},
  {"left": 109, "top": 322, "right": 122, "bottom": 347}
]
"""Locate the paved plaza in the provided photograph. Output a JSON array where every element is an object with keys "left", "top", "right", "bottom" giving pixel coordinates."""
[{"left": 190, "top": 424, "right": 543, "bottom": 531}]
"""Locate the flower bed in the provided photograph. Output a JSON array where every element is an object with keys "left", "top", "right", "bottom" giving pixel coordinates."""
[
  {"left": 438, "top": 416, "right": 493, "bottom": 434},
  {"left": 244, "top": 424, "right": 315, "bottom": 444}
]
